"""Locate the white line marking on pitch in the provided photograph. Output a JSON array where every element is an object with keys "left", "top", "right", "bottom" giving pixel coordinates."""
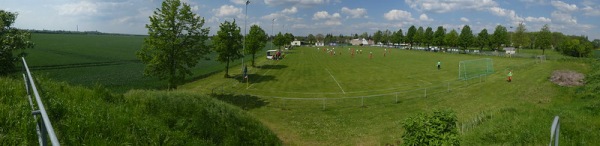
[
  {"left": 246, "top": 60, "right": 282, "bottom": 89},
  {"left": 325, "top": 68, "right": 345, "bottom": 94}
]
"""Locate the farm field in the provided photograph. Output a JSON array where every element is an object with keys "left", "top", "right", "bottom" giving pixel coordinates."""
[
  {"left": 180, "top": 46, "right": 600, "bottom": 145},
  {"left": 23, "top": 33, "right": 268, "bottom": 93}
]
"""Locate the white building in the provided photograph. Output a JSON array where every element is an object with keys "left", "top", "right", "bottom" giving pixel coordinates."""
[
  {"left": 315, "top": 41, "right": 324, "bottom": 47},
  {"left": 291, "top": 41, "right": 301, "bottom": 46}
]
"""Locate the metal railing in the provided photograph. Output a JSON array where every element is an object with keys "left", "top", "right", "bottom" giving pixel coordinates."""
[
  {"left": 549, "top": 116, "right": 560, "bottom": 146},
  {"left": 21, "top": 57, "right": 60, "bottom": 146}
]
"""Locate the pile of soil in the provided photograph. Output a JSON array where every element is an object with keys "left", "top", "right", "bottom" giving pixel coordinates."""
[{"left": 549, "top": 70, "right": 585, "bottom": 87}]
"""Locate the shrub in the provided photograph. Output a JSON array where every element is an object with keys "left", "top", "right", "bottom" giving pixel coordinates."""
[{"left": 402, "top": 110, "right": 459, "bottom": 145}]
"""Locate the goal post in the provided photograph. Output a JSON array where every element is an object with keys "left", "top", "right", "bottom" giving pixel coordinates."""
[{"left": 459, "top": 58, "right": 494, "bottom": 80}]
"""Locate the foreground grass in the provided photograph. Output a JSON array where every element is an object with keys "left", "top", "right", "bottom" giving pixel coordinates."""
[
  {"left": 0, "top": 77, "right": 280, "bottom": 145},
  {"left": 181, "top": 47, "right": 600, "bottom": 145}
]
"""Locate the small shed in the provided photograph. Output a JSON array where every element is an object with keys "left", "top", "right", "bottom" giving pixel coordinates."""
[{"left": 504, "top": 47, "right": 516, "bottom": 55}]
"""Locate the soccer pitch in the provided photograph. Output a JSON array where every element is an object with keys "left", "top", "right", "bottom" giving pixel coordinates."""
[{"left": 206, "top": 46, "right": 526, "bottom": 98}]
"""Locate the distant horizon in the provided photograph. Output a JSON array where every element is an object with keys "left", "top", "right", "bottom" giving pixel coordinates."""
[{"left": 4, "top": 0, "right": 599, "bottom": 40}]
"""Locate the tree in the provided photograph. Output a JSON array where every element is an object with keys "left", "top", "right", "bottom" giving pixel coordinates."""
[
  {"left": 316, "top": 33, "right": 324, "bottom": 42},
  {"left": 512, "top": 22, "right": 529, "bottom": 51},
  {"left": 273, "top": 32, "right": 286, "bottom": 50},
  {"left": 424, "top": 27, "right": 434, "bottom": 48},
  {"left": 392, "top": 29, "right": 404, "bottom": 45},
  {"left": 535, "top": 24, "right": 552, "bottom": 55},
  {"left": 476, "top": 29, "right": 490, "bottom": 51},
  {"left": 406, "top": 25, "right": 417, "bottom": 48},
  {"left": 415, "top": 26, "right": 424, "bottom": 46},
  {"left": 444, "top": 29, "right": 459, "bottom": 48},
  {"left": 360, "top": 32, "right": 369, "bottom": 39},
  {"left": 0, "top": 10, "right": 35, "bottom": 75},
  {"left": 307, "top": 34, "right": 316, "bottom": 44},
  {"left": 246, "top": 25, "right": 267, "bottom": 67},
  {"left": 373, "top": 30, "right": 383, "bottom": 45},
  {"left": 284, "top": 33, "right": 294, "bottom": 45},
  {"left": 593, "top": 39, "right": 600, "bottom": 49},
  {"left": 458, "top": 25, "right": 474, "bottom": 50},
  {"left": 136, "top": 0, "right": 210, "bottom": 88},
  {"left": 559, "top": 38, "right": 594, "bottom": 57},
  {"left": 491, "top": 25, "right": 509, "bottom": 51},
  {"left": 433, "top": 26, "right": 446, "bottom": 47},
  {"left": 213, "top": 20, "right": 243, "bottom": 78}
]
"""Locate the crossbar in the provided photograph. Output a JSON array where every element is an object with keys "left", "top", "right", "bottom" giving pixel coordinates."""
[{"left": 22, "top": 57, "right": 60, "bottom": 146}]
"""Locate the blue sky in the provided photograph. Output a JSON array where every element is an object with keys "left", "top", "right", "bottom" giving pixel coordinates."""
[{"left": 2, "top": 0, "right": 599, "bottom": 40}]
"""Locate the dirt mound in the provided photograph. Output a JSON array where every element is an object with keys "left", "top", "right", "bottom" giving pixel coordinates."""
[{"left": 549, "top": 70, "right": 585, "bottom": 87}]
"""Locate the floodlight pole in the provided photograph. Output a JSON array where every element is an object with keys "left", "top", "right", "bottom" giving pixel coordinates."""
[
  {"left": 272, "top": 19, "right": 275, "bottom": 50},
  {"left": 243, "top": 0, "right": 249, "bottom": 71}
]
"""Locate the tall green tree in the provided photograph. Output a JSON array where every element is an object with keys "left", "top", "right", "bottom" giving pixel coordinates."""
[
  {"left": 392, "top": 29, "right": 404, "bottom": 45},
  {"left": 458, "top": 25, "right": 474, "bottom": 50},
  {"left": 433, "top": 26, "right": 446, "bottom": 47},
  {"left": 0, "top": 10, "right": 35, "bottom": 75},
  {"left": 246, "top": 25, "right": 267, "bottom": 67},
  {"left": 535, "top": 24, "right": 552, "bottom": 55},
  {"left": 491, "top": 25, "right": 509, "bottom": 51},
  {"left": 444, "top": 29, "right": 459, "bottom": 48},
  {"left": 316, "top": 33, "right": 324, "bottom": 42},
  {"left": 307, "top": 34, "right": 316, "bottom": 44},
  {"left": 476, "top": 29, "right": 490, "bottom": 51},
  {"left": 360, "top": 32, "right": 369, "bottom": 39},
  {"left": 373, "top": 30, "right": 383, "bottom": 45},
  {"left": 136, "top": 0, "right": 210, "bottom": 88},
  {"left": 424, "top": 27, "right": 434, "bottom": 48},
  {"left": 415, "top": 26, "right": 424, "bottom": 46},
  {"left": 213, "top": 20, "right": 243, "bottom": 78},
  {"left": 406, "top": 25, "right": 417, "bottom": 48},
  {"left": 512, "top": 22, "right": 529, "bottom": 51},
  {"left": 284, "top": 33, "right": 295, "bottom": 46},
  {"left": 273, "top": 32, "right": 286, "bottom": 50}
]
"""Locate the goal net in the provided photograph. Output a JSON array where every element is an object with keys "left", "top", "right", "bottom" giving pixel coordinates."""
[{"left": 459, "top": 58, "right": 494, "bottom": 80}]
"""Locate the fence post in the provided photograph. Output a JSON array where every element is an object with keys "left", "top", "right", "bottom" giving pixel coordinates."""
[
  {"left": 361, "top": 97, "right": 364, "bottom": 107},
  {"left": 549, "top": 116, "right": 560, "bottom": 146},
  {"left": 322, "top": 98, "right": 325, "bottom": 110}
]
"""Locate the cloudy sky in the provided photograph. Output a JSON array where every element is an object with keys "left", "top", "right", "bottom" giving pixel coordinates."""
[{"left": 2, "top": 0, "right": 599, "bottom": 40}]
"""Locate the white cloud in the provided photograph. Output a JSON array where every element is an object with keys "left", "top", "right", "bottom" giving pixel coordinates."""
[
  {"left": 213, "top": 5, "right": 243, "bottom": 17},
  {"left": 56, "top": 1, "right": 99, "bottom": 16},
  {"left": 582, "top": 6, "right": 600, "bottom": 16},
  {"left": 551, "top": 11, "right": 577, "bottom": 24},
  {"left": 419, "top": 14, "right": 433, "bottom": 21},
  {"left": 341, "top": 7, "right": 368, "bottom": 18},
  {"left": 460, "top": 17, "right": 469, "bottom": 22},
  {"left": 282, "top": 6, "right": 298, "bottom": 14},
  {"left": 312, "top": 11, "right": 341, "bottom": 26},
  {"left": 525, "top": 16, "right": 551, "bottom": 23},
  {"left": 230, "top": 0, "right": 247, "bottom": 5},
  {"left": 551, "top": 0, "right": 578, "bottom": 12},
  {"left": 384, "top": 9, "right": 413, "bottom": 21},
  {"left": 261, "top": 7, "right": 302, "bottom": 22},
  {"left": 264, "top": 0, "right": 333, "bottom": 7},
  {"left": 405, "top": 0, "right": 498, "bottom": 13}
]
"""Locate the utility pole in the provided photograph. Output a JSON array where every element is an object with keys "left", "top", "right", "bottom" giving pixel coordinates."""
[
  {"left": 242, "top": 0, "right": 249, "bottom": 71},
  {"left": 271, "top": 19, "right": 275, "bottom": 51}
]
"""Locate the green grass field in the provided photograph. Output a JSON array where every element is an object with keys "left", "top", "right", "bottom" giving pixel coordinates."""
[
  {"left": 23, "top": 33, "right": 269, "bottom": 93},
  {"left": 181, "top": 46, "right": 600, "bottom": 145}
]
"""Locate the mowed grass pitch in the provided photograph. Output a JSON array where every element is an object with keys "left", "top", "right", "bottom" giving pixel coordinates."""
[{"left": 181, "top": 46, "right": 600, "bottom": 145}]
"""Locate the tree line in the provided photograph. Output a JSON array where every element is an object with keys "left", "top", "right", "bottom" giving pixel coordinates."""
[{"left": 299, "top": 24, "right": 598, "bottom": 58}]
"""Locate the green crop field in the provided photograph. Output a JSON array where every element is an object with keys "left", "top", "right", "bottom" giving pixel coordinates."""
[
  {"left": 181, "top": 46, "right": 600, "bottom": 145},
  {"left": 22, "top": 33, "right": 269, "bottom": 93}
]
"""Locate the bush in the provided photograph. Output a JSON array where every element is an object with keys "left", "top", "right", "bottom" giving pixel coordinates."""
[
  {"left": 402, "top": 110, "right": 459, "bottom": 145},
  {"left": 0, "top": 77, "right": 281, "bottom": 145}
]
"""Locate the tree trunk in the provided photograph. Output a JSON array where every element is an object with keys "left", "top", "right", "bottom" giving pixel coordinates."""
[
  {"left": 224, "top": 57, "right": 230, "bottom": 78},
  {"left": 251, "top": 53, "right": 255, "bottom": 67}
]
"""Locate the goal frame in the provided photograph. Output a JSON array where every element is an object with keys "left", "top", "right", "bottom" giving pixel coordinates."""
[{"left": 458, "top": 58, "right": 494, "bottom": 80}]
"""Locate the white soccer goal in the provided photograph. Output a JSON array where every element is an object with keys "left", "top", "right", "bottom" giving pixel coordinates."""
[
  {"left": 459, "top": 58, "right": 494, "bottom": 80},
  {"left": 536, "top": 55, "right": 546, "bottom": 63}
]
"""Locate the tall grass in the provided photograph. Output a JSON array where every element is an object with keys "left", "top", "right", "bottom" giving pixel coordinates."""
[{"left": 0, "top": 77, "right": 281, "bottom": 145}]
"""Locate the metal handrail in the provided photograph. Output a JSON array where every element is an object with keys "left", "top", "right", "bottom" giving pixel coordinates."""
[
  {"left": 549, "top": 116, "right": 559, "bottom": 146},
  {"left": 22, "top": 57, "right": 60, "bottom": 146}
]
